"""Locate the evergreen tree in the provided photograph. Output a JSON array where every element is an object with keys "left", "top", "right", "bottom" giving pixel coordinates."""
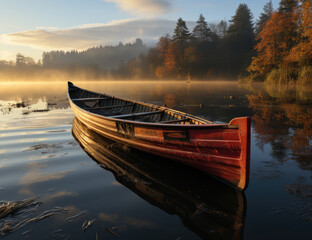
[
  {"left": 227, "top": 4, "right": 254, "bottom": 42},
  {"left": 225, "top": 3, "right": 255, "bottom": 76},
  {"left": 172, "top": 18, "right": 191, "bottom": 68},
  {"left": 256, "top": 0, "right": 274, "bottom": 35},
  {"left": 172, "top": 18, "right": 191, "bottom": 42},
  {"left": 192, "top": 14, "right": 212, "bottom": 41},
  {"left": 278, "top": 0, "right": 298, "bottom": 13}
]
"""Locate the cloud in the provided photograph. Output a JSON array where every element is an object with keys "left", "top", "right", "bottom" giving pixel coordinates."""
[
  {"left": 19, "top": 161, "right": 73, "bottom": 185},
  {"left": 99, "top": 213, "right": 119, "bottom": 223},
  {"left": 104, "top": 0, "right": 171, "bottom": 16},
  {"left": 35, "top": 26, "right": 59, "bottom": 31},
  {"left": 43, "top": 191, "right": 78, "bottom": 202},
  {"left": 1, "top": 19, "right": 196, "bottom": 51},
  {"left": 20, "top": 170, "right": 71, "bottom": 185},
  {"left": 98, "top": 213, "right": 156, "bottom": 230}
]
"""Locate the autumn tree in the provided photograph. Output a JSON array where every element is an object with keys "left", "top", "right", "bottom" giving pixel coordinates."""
[
  {"left": 157, "top": 35, "right": 170, "bottom": 58},
  {"left": 164, "top": 43, "right": 179, "bottom": 77},
  {"left": 154, "top": 35, "right": 172, "bottom": 79},
  {"left": 248, "top": 12, "right": 281, "bottom": 78},
  {"left": 248, "top": 0, "right": 301, "bottom": 81},
  {"left": 248, "top": 10, "right": 300, "bottom": 80},
  {"left": 287, "top": 0, "right": 312, "bottom": 64}
]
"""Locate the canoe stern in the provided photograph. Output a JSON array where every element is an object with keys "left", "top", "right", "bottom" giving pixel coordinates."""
[{"left": 229, "top": 117, "right": 251, "bottom": 190}]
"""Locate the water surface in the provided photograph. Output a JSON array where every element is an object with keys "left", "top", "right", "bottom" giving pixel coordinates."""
[{"left": 0, "top": 81, "right": 311, "bottom": 239}]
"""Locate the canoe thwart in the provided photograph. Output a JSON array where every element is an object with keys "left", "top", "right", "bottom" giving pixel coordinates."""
[
  {"left": 72, "top": 97, "right": 109, "bottom": 102},
  {"left": 160, "top": 118, "right": 189, "bottom": 124},
  {"left": 86, "top": 103, "right": 135, "bottom": 110},
  {"left": 110, "top": 110, "right": 162, "bottom": 119}
]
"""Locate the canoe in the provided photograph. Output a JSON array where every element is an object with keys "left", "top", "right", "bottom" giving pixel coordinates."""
[
  {"left": 67, "top": 81, "right": 251, "bottom": 190},
  {"left": 72, "top": 117, "right": 247, "bottom": 239}
]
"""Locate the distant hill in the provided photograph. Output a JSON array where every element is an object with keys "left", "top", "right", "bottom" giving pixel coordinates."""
[{"left": 42, "top": 38, "right": 147, "bottom": 70}]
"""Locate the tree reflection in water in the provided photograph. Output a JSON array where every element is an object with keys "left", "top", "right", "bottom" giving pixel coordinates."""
[{"left": 246, "top": 83, "right": 312, "bottom": 170}]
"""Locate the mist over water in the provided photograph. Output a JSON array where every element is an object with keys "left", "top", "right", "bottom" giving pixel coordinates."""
[{"left": 0, "top": 81, "right": 311, "bottom": 239}]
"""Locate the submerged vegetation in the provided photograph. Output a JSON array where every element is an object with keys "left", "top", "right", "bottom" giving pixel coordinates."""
[
  {"left": 0, "top": 197, "right": 67, "bottom": 238},
  {"left": 0, "top": 0, "right": 311, "bottom": 84}
]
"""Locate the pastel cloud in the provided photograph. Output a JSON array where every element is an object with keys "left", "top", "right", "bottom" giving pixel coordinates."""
[
  {"left": 1, "top": 19, "right": 196, "bottom": 50},
  {"left": 104, "top": 0, "right": 171, "bottom": 16}
]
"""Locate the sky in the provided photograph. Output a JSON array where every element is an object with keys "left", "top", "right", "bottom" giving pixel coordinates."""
[{"left": 0, "top": 0, "right": 281, "bottom": 61}]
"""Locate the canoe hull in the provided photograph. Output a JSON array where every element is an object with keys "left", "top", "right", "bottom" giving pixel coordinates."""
[
  {"left": 69, "top": 99, "right": 251, "bottom": 190},
  {"left": 72, "top": 117, "right": 247, "bottom": 239}
]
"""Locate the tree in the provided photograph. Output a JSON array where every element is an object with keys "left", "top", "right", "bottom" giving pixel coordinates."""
[
  {"left": 225, "top": 4, "right": 255, "bottom": 76},
  {"left": 286, "top": 0, "right": 312, "bottom": 64},
  {"left": 172, "top": 18, "right": 191, "bottom": 68},
  {"left": 227, "top": 4, "right": 254, "bottom": 43},
  {"left": 256, "top": 0, "right": 274, "bottom": 35},
  {"left": 15, "top": 53, "right": 36, "bottom": 68},
  {"left": 217, "top": 20, "right": 228, "bottom": 39},
  {"left": 172, "top": 18, "right": 191, "bottom": 42},
  {"left": 248, "top": 5, "right": 300, "bottom": 81},
  {"left": 248, "top": 12, "right": 282, "bottom": 78},
  {"left": 192, "top": 14, "right": 212, "bottom": 41},
  {"left": 156, "top": 35, "right": 170, "bottom": 62},
  {"left": 164, "top": 43, "right": 179, "bottom": 74},
  {"left": 278, "top": 0, "right": 298, "bottom": 13}
]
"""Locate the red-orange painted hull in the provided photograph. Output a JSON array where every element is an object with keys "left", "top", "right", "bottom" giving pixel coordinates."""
[{"left": 68, "top": 82, "right": 251, "bottom": 190}]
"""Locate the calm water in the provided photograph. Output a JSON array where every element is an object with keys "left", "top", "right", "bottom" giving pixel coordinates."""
[{"left": 0, "top": 81, "right": 311, "bottom": 239}]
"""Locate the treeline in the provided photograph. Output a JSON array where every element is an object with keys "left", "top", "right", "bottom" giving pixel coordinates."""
[
  {"left": 42, "top": 38, "right": 147, "bottom": 70},
  {"left": 0, "top": 39, "right": 147, "bottom": 80},
  {"left": 0, "top": 3, "right": 255, "bottom": 81},
  {"left": 0, "top": 0, "right": 311, "bottom": 83},
  {"left": 113, "top": 5, "right": 255, "bottom": 80},
  {"left": 248, "top": 0, "right": 312, "bottom": 84}
]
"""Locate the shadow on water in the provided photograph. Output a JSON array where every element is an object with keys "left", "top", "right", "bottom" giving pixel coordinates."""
[{"left": 72, "top": 117, "right": 247, "bottom": 240}]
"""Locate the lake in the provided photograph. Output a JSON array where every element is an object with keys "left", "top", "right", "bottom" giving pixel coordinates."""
[{"left": 0, "top": 81, "right": 311, "bottom": 239}]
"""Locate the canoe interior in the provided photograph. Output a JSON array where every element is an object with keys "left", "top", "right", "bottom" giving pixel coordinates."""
[{"left": 68, "top": 83, "right": 211, "bottom": 125}]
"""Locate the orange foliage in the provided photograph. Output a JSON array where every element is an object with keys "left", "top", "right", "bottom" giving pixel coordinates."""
[
  {"left": 164, "top": 44, "right": 178, "bottom": 72},
  {"left": 155, "top": 65, "right": 165, "bottom": 79},
  {"left": 248, "top": 10, "right": 298, "bottom": 78},
  {"left": 155, "top": 42, "right": 180, "bottom": 79},
  {"left": 247, "top": 87, "right": 312, "bottom": 162},
  {"left": 287, "top": 1, "right": 312, "bottom": 63}
]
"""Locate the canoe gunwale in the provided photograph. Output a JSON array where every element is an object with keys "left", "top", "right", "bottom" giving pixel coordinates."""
[{"left": 69, "top": 101, "right": 238, "bottom": 129}]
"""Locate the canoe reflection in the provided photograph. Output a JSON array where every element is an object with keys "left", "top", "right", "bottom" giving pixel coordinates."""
[{"left": 72, "top": 117, "right": 246, "bottom": 240}]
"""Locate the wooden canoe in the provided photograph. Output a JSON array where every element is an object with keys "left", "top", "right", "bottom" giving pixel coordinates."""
[
  {"left": 67, "top": 81, "right": 251, "bottom": 190},
  {"left": 72, "top": 117, "right": 247, "bottom": 239}
]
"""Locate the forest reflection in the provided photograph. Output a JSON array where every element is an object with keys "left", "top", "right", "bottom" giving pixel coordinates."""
[{"left": 246, "top": 83, "right": 312, "bottom": 170}]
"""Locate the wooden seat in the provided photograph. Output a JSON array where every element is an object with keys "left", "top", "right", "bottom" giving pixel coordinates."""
[
  {"left": 159, "top": 118, "right": 189, "bottom": 124},
  {"left": 72, "top": 97, "right": 108, "bottom": 102},
  {"left": 86, "top": 103, "right": 134, "bottom": 110},
  {"left": 109, "top": 110, "right": 162, "bottom": 119}
]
